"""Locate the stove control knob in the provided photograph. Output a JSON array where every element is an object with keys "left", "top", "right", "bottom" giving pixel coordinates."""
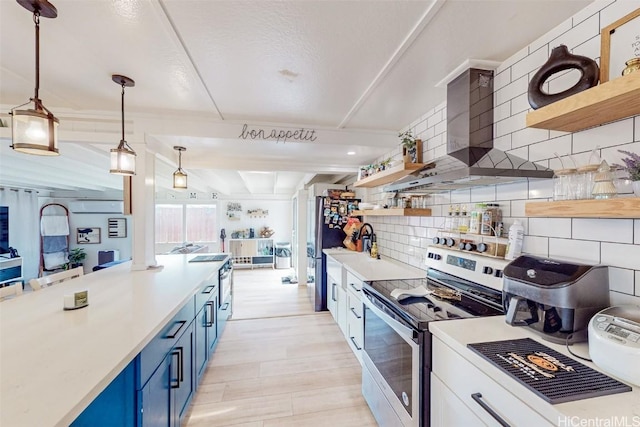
[
  {"left": 458, "top": 242, "right": 466, "bottom": 250},
  {"left": 477, "top": 243, "right": 488, "bottom": 253},
  {"left": 482, "top": 266, "right": 493, "bottom": 275},
  {"left": 433, "top": 254, "right": 442, "bottom": 260},
  {"left": 445, "top": 238, "right": 455, "bottom": 247},
  {"left": 432, "top": 237, "right": 440, "bottom": 245},
  {"left": 464, "top": 242, "right": 476, "bottom": 251},
  {"left": 494, "top": 269, "right": 503, "bottom": 278},
  {"left": 427, "top": 252, "right": 434, "bottom": 259}
]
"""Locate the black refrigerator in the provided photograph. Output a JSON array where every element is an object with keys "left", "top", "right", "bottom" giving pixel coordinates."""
[{"left": 309, "top": 196, "right": 360, "bottom": 311}]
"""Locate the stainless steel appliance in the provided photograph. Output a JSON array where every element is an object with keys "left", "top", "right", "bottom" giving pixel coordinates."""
[
  {"left": 502, "top": 255, "right": 609, "bottom": 343},
  {"left": 363, "top": 246, "right": 508, "bottom": 427},
  {"left": 309, "top": 196, "right": 360, "bottom": 311},
  {"left": 219, "top": 259, "right": 233, "bottom": 315}
]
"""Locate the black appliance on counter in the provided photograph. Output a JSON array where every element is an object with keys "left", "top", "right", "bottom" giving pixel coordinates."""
[
  {"left": 363, "top": 246, "right": 508, "bottom": 427},
  {"left": 309, "top": 196, "right": 360, "bottom": 311},
  {"left": 502, "top": 255, "right": 609, "bottom": 344}
]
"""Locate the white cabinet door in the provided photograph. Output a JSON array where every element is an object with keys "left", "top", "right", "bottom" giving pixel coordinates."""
[
  {"left": 346, "top": 289, "right": 363, "bottom": 364},
  {"left": 337, "top": 283, "right": 347, "bottom": 336},
  {"left": 431, "top": 373, "right": 486, "bottom": 427},
  {"left": 327, "top": 274, "right": 339, "bottom": 322}
]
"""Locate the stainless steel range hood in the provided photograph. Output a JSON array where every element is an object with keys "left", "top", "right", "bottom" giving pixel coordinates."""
[{"left": 386, "top": 68, "right": 553, "bottom": 193}]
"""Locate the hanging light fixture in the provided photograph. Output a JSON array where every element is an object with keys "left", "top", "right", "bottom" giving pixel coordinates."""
[
  {"left": 173, "top": 146, "right": 188, "bottom": 189},
  {"left": 10, "top": 0, "right": 59, "bottom": 156},
  {"left": 109, "top": 74, "right": 136, "bottom": 175}
]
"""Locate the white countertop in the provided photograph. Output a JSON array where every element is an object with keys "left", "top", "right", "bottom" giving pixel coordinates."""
[
  {"left": 323, "top": 249, "right": 426, "bottom": 281},
  {"left": 0, "top": 254, "right": 228, "bottom": 427},
  {"left": 430, "top": 316, "right": 640, "bottom": 425}
]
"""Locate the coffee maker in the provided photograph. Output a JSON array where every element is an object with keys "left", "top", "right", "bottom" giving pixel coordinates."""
[{"left": 502, "top": 255, "right": 609, "bottom": 343}]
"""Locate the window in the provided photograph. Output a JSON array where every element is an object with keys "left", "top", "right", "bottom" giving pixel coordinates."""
[{"left": 155, "top": 203, "right": 217, "bottom": 245}]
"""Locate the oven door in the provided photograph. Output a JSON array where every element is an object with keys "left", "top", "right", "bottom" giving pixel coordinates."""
[{"left": 362, "top": 291, "right": 420, "bottom": 427}]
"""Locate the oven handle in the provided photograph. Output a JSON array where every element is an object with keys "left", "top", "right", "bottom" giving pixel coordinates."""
[{"left": 363, "top": 294, "right": 417, "bottom": 344}]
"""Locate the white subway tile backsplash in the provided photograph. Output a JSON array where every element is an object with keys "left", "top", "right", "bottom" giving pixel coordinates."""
[
  {"left": 511, "top": 93, "right": 531, "bottom": 115},
  {"left": 470, "top": 186, "right": 496, "bottom": 202},
  {"left": 608, "top": 267, "right": 635, "bottom": 294},
  {"left": 636, "top": 220, "right": 640, "bottom": 245},
  {"left": 601, "top": 141, "right": 640, "bottom": 168},
  {"left": 529, "top": 135, "right": 572, "bottom": 162},
  {"left": 636, "top": 117, "right": 639, "bottom": 142},
  {"left": 571, "top": 34, "right": 600, "bottom": 62},
  {"left": 497, "top": 182, "right": 529, "bottom": 201},
  {"left": 494, "top": 101, "right": 511, "bottom": 122},
  {"left": 529, "top": 179, "right": 553, "bottom": 199},
  {"left": 549, "top": 238, "right": 600, "bottom": 264},
  {"left": 512, "top": 45, "right": 549, "bottom": 81},
  {"left": 496, "top": 76, "right": 528, "bottom": 106},
  {"left": 420, "top": 217, "right": 434, "bottom": 228},
  {"left": 427, "top": 109, "right": 442, "bottom": 128},
  {"left": 572, "top": 118, "right": 634, "bottom": 151},
  {"left": 494, "top": 68, "right": 511, "bottom": 91},
  {"left": 434, "top": 120, "right": 446, "bottom": 136},
  {"left": 573, "top": 219, "right": 634, "bottom": 244},
  {"left": 572, "top": 0, "right": 612, "bottom": 26},
  {"left": 512, "top": 127, "right": 551, "bottom": 149},
  {"left": 553, "top": 14, "right": 599, "bottom": 50},
  {"left": 529, "top": 218, "right": 572, "bottom": 238},
  {"left": 450, "top": 189, "right": 471, "bottom": 204},
  {"left": 510, "top": 199, "right": 527, "bottom": 217},
  {"left": 637, "top": 271, "right": 640, "bottom": 297},
  {"left": 601, "top": 242, "right": 640, "bottom": 270},
  {"left": 610, "top": 291, "right": 640, "bottom": 306},
  {"left": 522, "top": 235, "right": 549, "bottom": 257},
  {"left": 496, "top": 111, "right": 527, "bottom": 137},
  {"left": 600, "top": 0, "right": 640, "bottom": 31},
  {"left": 493, "top": 134, "right": 512, "bottom": 151},
  {"left": 498, "top": 45, "right": 529, "bottom": 71}
]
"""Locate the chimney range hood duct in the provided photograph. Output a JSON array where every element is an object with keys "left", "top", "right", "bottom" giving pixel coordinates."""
[{"left": 386, "top": 68, "right": 553, "bottom": 193}]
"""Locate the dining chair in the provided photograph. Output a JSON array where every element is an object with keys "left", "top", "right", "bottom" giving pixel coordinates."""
[
  {"left": 0, "top": 282, "right": 24, "bottom": 301},
  {"left": 29, "top": 267, "right": 84, "bottom": 291}
]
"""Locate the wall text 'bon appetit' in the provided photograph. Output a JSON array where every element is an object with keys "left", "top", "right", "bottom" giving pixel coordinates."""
[{"left": 238, "top": 124, "right": 318, "bottom": 143}]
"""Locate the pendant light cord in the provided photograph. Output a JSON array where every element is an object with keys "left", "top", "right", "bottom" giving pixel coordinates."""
[
  {"left": 121, "top": 83, "right": 125, "bottom": 142},
  {"left": 33, "top": 12, "right": 41, "bottom": 103}
]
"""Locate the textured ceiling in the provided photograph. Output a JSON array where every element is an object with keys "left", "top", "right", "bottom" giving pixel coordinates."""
[{"left": 0, "top": 0, "right": 592, "bottom": 195}]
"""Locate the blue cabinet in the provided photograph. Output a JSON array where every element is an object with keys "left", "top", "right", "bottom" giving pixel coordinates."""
[{"left": 195, "top": 297, "right": 217, "bottom": 382}]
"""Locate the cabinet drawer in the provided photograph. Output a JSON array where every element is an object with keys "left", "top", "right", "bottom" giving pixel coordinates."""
[
  {"left": 326, "top": 256, "right": 342, "bottom": 284},
  {"left": 195, "top": 275, "right": 218, "bottom": 309},
  {"left": 347, "top": 290, "right": 362, "bottom": 319},
  {"left": 345, "top": 271, "right": 363, "bottom": 293},
  {"left": 138, "top": 300, "right": 195, "bottom": 389},
  {"left": 432, "top": 337, "right": 552, "bottom": 427}
]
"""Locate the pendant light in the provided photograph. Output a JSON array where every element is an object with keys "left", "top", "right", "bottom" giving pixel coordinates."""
[
  {"left": 109, "top": 74, "right": 136, "bottom": 175},
  {"left": 173, "top": 146, "right": 188, "bottom": 189},
  {"left": 10, "top": 0, "right": 59, "bottom": 156}
]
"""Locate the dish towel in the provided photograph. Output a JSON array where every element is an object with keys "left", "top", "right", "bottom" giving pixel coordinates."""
[
  {"left": 42, "top": 236, "right": 67, "bottom": 253},
  {"left": 41, "top": 216, "right": 69, "bottom": 236},
  {"left": 390, "top": 286, "right": 433, "bottom": 301},
  {"left": 43, "top": 251, "right": 68, "bottom": 270}
]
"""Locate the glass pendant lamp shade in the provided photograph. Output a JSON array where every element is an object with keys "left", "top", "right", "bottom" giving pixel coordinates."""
[
  {"left": 10, "top": 0, "right": 59, "bottom": 156},
  {"left": 110, "top": 74, "right": 136, "bottom": 175},
  {"left": 172, "top": 146, "right": 188, "bottom": 189},
  {"left": 11, "top": 106, "right": 59, "bottom": 155},
  {"left": 110, "top": 141, "right": 136, "bottom": 175}
]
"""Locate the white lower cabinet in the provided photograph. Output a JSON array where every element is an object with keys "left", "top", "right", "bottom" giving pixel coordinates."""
[
  {"left": 345, "top": 272, "right": 363, "bottom": 364},
  {"left": 327, "top": 273, "right": 339, "bottom": 322},
  {"left": 431, "top": 337, "right": 553, "bottom": 427},
  {"left": 431, "top": 374, "right": 485, "bottom": 426}
]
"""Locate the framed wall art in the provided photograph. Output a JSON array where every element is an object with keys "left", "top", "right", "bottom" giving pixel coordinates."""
[
  {"left": 600, "top": 8, "right": 640, "bottom": 82},
  {"left": 108, "top": 218, "right": 127, "bottom": 238},
  {"left": 77, "top": 227, "right": 101, "bottom": 244}
]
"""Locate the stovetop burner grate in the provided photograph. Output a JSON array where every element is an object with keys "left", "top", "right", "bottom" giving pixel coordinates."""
[
  {"left": 468, "top": 338, "right": 631, "bottom": 404},
  {"left": 189, "top": 254, "right": 227, "bottom": 263}
]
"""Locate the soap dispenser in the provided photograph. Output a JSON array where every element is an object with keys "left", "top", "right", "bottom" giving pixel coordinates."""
[{"left": 370, "top": 233, "right": 378, "bottom": 259}]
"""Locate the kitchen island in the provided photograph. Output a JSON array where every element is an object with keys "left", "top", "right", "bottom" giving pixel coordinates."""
[
  {"left": 430, "top": 316, "right": 639, "bottom": 426},
  {"left": 0, "top": 254, "right": 229, "bottom": 427}
]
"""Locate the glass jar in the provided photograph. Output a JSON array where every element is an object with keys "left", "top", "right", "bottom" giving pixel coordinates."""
[
  {"left": 575, "top": 164, "right": 599, "bottom": 199},
  {"left": 553, "top": 168, "right": 577, "bottom": 201}
]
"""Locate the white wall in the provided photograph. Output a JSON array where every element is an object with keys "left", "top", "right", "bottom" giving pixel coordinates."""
[
  {"left": 362, "top": 0, "right": 640, "bottom": 305},
  {"left": 218, "top": 199, "right": 293, "bottom": 249}
]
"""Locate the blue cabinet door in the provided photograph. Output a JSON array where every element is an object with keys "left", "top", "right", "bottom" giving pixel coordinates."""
[
  {"left": 139, "top": 354, "right": 172, "bottom": 427},
  {"left": 206, "top": 297, "right": 218, "bottom": 355},
  {"left": 195, "top": 306, "right": 208, "bottom": 383},
  {"left": 217, "top": 295, "right": 231, "bottom": 340},
  {"left": 174, "top": 322, "right": 194, "bottom": 426}
]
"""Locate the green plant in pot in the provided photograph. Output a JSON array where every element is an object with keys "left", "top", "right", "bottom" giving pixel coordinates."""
[
  {"left": 399, "top": 130, "right": 417, "bottom": 163},
  {"left": 68, "top": 248, "right": 87, "bottom": 269}
]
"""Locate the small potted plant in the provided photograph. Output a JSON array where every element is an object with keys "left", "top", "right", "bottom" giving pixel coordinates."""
[
  {"left": 616, "top": 150, "right": 640, "bottom": 196},
  {"left": 399, "top": 130, "right": 417, "bottom": 163},
  {"left": 68, "top": 248, "right": 87, "bottom": 269}
]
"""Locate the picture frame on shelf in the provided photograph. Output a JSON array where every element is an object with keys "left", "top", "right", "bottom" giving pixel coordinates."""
[
  {"left": 600, "top": 8, "right": 640, "bottom": 83},
  {"left": 77, "top": 227, "right": 101, "bottom": 244}
]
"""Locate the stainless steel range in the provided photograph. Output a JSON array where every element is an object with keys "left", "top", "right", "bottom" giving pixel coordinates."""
[{"left": 362, "top": 246, "right": 509, "bottom": 427}]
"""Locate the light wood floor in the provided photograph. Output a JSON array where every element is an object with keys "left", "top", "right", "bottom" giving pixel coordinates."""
[{"left": 184, "top": 268, "right": 378, "bottom": 427}]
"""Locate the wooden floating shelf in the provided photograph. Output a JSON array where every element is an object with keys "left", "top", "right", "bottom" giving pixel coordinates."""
[
  {"left": 525, "top": 197, "right": 640, "bottom": 218},
  {"left": 352, "top": 208, "right": 432, "bottom": 217},
  {"left": 526, "top": 72, "right": 640, "bottom": 133},
  {"left": 353, "top": 162, "right": 427, "bottom": 188}
]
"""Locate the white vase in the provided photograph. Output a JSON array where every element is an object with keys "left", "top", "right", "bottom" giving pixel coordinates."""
[{"left": 633, "top": 181, "right": 640, "bottom": 197}]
